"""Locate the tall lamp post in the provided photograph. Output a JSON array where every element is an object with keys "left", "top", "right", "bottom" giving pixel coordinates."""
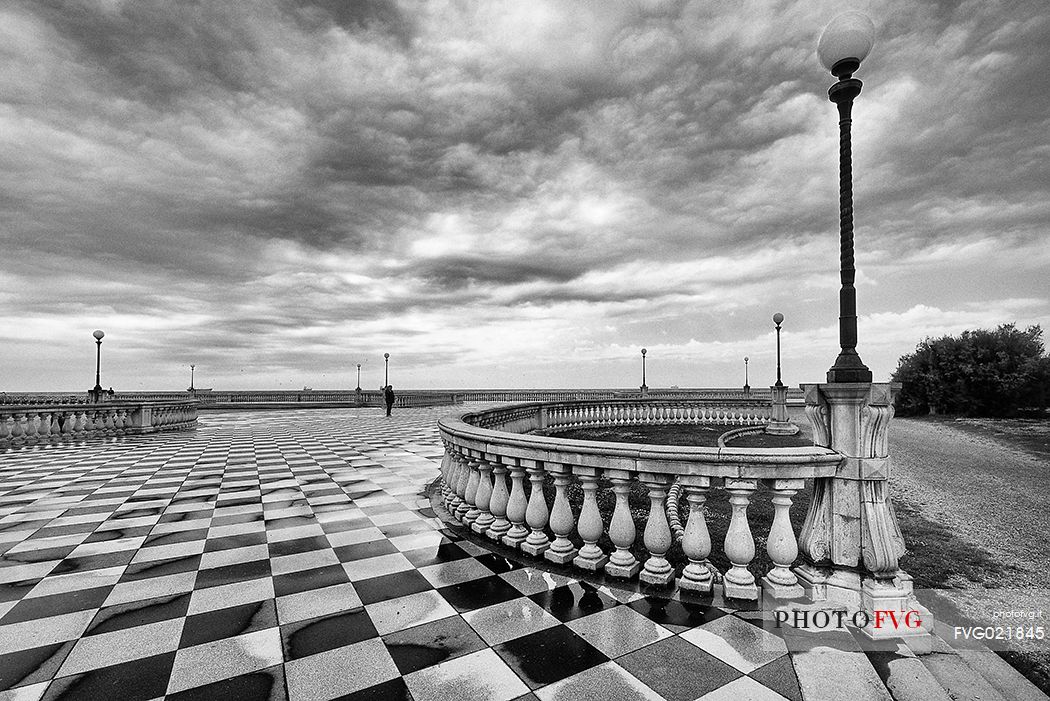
[
  {"left": 743, "top": 356, "right": 750, "bottom": 395},
  {"left": 384, "top": 353, "right": 390, "bottom": 388},
  {"left": 189, "top": 364, "right": 195, "bottom": 392},
  {"left": 773, "top": 313, "right": 784, "bottom": 388},
  {"left": 91, "top": 330, "right": 105, "bottom": 401},
  {"left": 640, "top": 348, "right": 648, "bottom": 394},
  {"left": 767, "top": 313, "right": 796, "bottom": 435},
  {"left": 819, "top": 12, "right": 875, "bottom": 383},
  {"left": 791, "top": 14, "right": 924, "bottom": 641},
  {"left": 356, "top": 363, "right": 362, "bottom": 392}
]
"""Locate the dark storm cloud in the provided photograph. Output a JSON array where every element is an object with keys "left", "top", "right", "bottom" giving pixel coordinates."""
[
  {"left": 410, "top": 254, "right": 586, "bottom": 291},
  {"left": 2, "top": 0, "right": 1047, "bottom": 390}
]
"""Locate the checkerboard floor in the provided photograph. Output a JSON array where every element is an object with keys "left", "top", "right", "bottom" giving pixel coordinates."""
[{"left": 0, "top": 406, "right": 805, "bottom": 701}]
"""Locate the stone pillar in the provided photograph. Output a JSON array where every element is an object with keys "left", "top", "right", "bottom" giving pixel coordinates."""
[
  {"left": 795, "top": 382, "right": 931, "bottom": 646},
  {"left": 766, "top": 385, "right": 798, "bottom": 435}
]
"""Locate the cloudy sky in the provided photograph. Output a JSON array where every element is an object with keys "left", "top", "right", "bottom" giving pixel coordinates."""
[{"left": 2, "top": 0, "right": 1047, "bottom": 392}]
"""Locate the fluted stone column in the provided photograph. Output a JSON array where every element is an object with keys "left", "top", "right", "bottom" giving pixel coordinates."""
[{"left": 795, "top": 382, "right": 930, "bottom": 645}]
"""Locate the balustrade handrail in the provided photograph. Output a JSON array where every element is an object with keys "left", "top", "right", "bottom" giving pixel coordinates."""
[
  {"left": 0, "top": 399, "right": 198, "bottom": 450},
  {"left": 439, "top": 401, "right": 841, "bottom": 477},
  {"left": 435, "top": 398, "right": 847, "bottom": 601}
]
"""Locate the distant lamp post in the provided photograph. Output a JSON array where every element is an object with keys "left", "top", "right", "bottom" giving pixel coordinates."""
[
  {"left": 767, "top": 313, "right": 797, "bottom": 435},
  {"left": 818, "top": 11, "right": 875, "bottom": 384},
  {"left": 743, "top": 356, "right": 750, "bottom": 395},
  {"left": 384, "top": 353, "right": 390, "bottom": 388},
  {"left": 189, "top": 364, "right": 195, "bottom": 392},
  {"left": 91, "top": 329, "right": 105, "bottom": 401},
  {"left": 356, "top": 363, "right": 362, "bottom": 392},
  {"left": 772, "top": 313, "right": 784, "bottom": 388},
  {"left": 640, "top": 348, "right": 648, "bottom": 394}
]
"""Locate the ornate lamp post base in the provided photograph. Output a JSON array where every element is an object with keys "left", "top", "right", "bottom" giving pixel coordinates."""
[{"left": 827, "top": 354, "right": 873, "bottom": 383}]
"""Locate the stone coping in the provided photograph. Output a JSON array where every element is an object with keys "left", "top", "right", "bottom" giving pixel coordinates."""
[{"left": 438, "top": 404, "right": 842, "bottom": 479}]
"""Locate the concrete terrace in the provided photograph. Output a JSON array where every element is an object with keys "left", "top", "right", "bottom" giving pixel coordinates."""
[{"left": 1, "top": 405, "right": 1038, "bottom": 701}]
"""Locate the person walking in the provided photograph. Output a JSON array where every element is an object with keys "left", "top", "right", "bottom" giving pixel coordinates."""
[{"left": 384, "top": 385, "right": 395, "bottom": 416}]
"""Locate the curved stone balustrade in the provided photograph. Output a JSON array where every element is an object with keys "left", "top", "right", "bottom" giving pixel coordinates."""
[
  {"left": 437, "top": 400, "right": 841, "bottom": 600},
  {"left": 0, "top": 401, "right": 197, "bottom": 450}
]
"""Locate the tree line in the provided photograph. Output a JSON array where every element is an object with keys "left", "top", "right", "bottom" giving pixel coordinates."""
[{"left": 891, "top": 324, "right": 1050, "bottom": 417}]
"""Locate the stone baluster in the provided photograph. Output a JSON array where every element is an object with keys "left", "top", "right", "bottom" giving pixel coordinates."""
[
  {"left": 46, "top": 412, "right": 61, "bottom": 440},
  {"left": 66, "top": 411, "right": 80, "bottom": 436},
  {"left": 446, "top": 452, "right": 465, "bottom": 512},
  {"left": 438, "top": 449, "right": 452, "bottom": 504},
  {"left": 26, "top": 412, "right": 42, "bottom": 443},
  {"left": 604, "top": 470, "right": 640, "bottom": 578},
  {"left": 442, "top": 448, "right": 457, "bottom": 507},
  {"left": 502, "top": 464, "right": 529, "bottom": 548},
  {"left": 12, "top": 412, "right": 28, "bottom": 444},
  {"left": 456, "top": 457, "right": 478, "bottom": 521},
  {"left": 471, "top": 459, "right": 495, "bottom": 534},
  {"left": 573, "top": 468, "right": 608, "bottom": 571},
  {"left": 58, "top": 412, "right": 73, "bottom": 438},
  {"left": 103, "top": 409, "right": 116, "bottom": 434},
  {"left": 723, "top": 479, "right": 759, "bottom": 599},
  {"left": 544, "top": 465, "right": 578, "bottom": 564},
  {"left": 679, "top": 478, "right": 714, "bottom": 593},
  {"left": 638, "top": 473, "right": 675, "bottom": 586},
  {"left": 521, "top": 466, "right": 551, "bottom": 556},
  {"left": 761, "top": 478, "right": 805, "bottom": 599},
  {"left": 454, "top": 452, "right": 472, "bottom": 512},
  {"left": 486, "top": 460, "right": 512, "bottom": 541},
  {"left": 462, "top": 458, "right": 484, "bottom": 525},
  {"left": 0, "top": 414, "right": 12, "bottom": 447}
]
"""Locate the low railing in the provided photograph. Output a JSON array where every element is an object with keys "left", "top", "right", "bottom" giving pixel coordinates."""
[
  {"left": 437, "top": 400, "right": 841, "bottom": 599},
  {"left": 71, "top": 390, "right": 463, "bottom": 409},
  {"left": 0, "top": 400, "right": 197, "bottom": 450},
  {"left": 448, "top": 387, "right": 805, "bottom": 404}
]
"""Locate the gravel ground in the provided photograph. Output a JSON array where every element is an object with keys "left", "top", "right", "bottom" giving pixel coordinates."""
[
  {"left": 887, "top": 415, "right": 1050, "bottom": 691},
  {"left": 889, "top": 416, "right": 1050, "bottom": 589}
]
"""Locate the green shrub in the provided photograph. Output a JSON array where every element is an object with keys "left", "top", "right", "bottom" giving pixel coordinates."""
[{"left": 892, "top": 324, "right": 1050, "bottom": 417}]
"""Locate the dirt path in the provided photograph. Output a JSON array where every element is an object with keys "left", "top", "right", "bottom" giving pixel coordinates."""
[{"left": 889, "top": 417, "right": 1050, "bottom": 589}]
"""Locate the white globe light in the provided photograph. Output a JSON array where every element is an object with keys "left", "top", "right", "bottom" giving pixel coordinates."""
[{"left": 817, "top": 12, "right": 876, "bottom": 72}]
